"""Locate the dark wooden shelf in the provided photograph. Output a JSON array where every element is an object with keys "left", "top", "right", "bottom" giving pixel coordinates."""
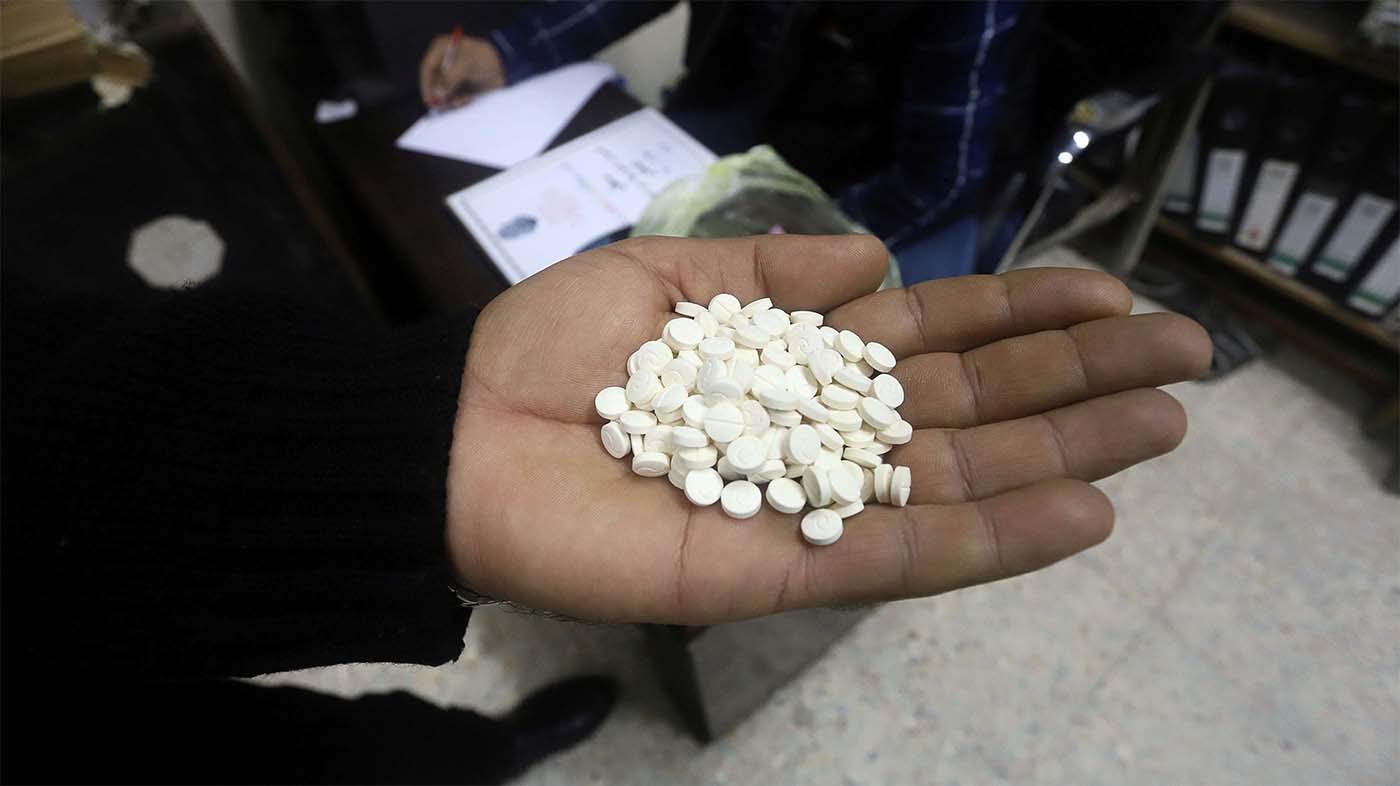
[
  {"left": 1153, "top": 217, "right": 1398, "bottom": 351},
  {"left": 1226, "top": 1, "right": 1399, "bottom": 84}
]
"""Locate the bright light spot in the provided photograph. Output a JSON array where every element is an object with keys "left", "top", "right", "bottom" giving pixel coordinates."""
[
  {"left": 1057, "top": 151, "right": 1074, "bottom": 165},
  {"left": 1072, "top": 130, "right": 1090, "bottom": 149}
]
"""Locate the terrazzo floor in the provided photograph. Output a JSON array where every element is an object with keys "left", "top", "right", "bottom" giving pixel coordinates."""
[{"left": 260, "top": 253, "right": 1399, "bottom": 785}]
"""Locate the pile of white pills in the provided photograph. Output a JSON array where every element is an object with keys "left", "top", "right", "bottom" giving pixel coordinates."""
[{"left": 594, "top": 295, "right": 913, "bottom": 547}]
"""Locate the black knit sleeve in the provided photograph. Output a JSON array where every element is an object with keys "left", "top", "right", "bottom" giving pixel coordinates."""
[{"left": 2, "top": 281, "right": 476, "bottom": 680}]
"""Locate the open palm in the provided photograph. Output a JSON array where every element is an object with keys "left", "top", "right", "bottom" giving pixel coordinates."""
[{"left": 447, "top": 235, "right": 1209, "bottom": 624}]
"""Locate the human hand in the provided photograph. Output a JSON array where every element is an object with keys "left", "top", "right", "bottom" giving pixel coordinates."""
[
  {"left": 446, "top": 235, "right": 1211, "bottom": 624},
  {"left": 419, "top": 32, "right": 506, "bottom": 109}
]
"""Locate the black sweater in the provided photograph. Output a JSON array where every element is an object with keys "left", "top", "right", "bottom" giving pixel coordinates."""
[{"left": 2, "top": 275, "right": 475, "bottom": 683}]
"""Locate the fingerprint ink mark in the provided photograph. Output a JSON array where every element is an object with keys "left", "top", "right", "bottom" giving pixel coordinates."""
[{"left": 498, "top": 215, "right": 538, "bottom": 240}]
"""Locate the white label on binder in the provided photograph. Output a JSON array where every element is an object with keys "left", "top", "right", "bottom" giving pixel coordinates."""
[
  {"left": 1163, "top": 131, "right": 1199, "bottom": 214},
  {"left": 1234, "top": 159, "right": 1298, "bottom": 251},
  {"left": 1347, "top": 237, "right": 1400, "bottom": 316},
  {"left": 1196, "top": 149, "right": 1246, "bottom": 232},
  {"left": 1267, "top": 192, "right": 1337, "bottom": 275},
  {"left": 1313, "top": 193, "right": 1396, "bottom": 282}
]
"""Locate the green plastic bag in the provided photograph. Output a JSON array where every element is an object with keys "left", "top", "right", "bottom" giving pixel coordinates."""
[{"left": 632, "top": 145, "right": 901, "bottom": 289}]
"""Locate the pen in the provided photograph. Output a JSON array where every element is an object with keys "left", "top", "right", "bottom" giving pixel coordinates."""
[{"left": 440, "top": 25, "right": 463, "bottom": 84}]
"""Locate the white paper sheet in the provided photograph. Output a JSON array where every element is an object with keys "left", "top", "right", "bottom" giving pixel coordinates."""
[
  {"left": 395, "top": 62, "right": 618, "bottom": 169},
  {"left": 446, "top": 108, "right": 716, "bottom": 284}
]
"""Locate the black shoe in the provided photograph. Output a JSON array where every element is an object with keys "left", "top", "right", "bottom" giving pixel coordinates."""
[{"left": 502, "top": 675, "right": 618, "bottom": 777}]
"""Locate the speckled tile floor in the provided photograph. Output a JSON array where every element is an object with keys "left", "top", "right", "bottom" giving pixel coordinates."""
[{"left": 260, "top": 252, "right": 1399, "bottom": 785}]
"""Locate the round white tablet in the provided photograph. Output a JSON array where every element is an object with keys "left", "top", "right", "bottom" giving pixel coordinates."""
[
  {"left": 735, "top": 323, "right": 770, "bottom": 349},
  {"left": 808, "top": 348, "right": 843, "bottom": 385},
  {"left": 761, "top": 345, "right": 796, "bottom": 370},
  {"left": 790, "top": 310, "right": 824, "bottom": 326},
  {"left": 820, "top": 385, "right": 860, "bottom": 410},
  {"left": 698, "top": 336, "right": 736, "bottom": 361},
  {"left": 676, "top": 445, "right": 718, "bottom": 470},
  {"left": 652, "top": 384, "right": 688, "bottom": 414},
  {"left": 831, "top": 499, "right": 864, "bottom": 519},
  {"left": 877, "top": 419, "right": 913, "bottom": 445},
  {"left": 685, "top": 468, "right": 723, "bottom": 506},
  {"left": 801, "top": 508, "right": 843, "bottom": 546},
  {"left": 752, "top": 308, "right": 790, "bottom": 336},
  {"left": 661, "top": 359, "right": 698, "bottom": 390},
  {"left": 864, "top": 341, "right": 896, "bottom": 372},
  {"left": 619, "top": 410, "right": 657, "bottom": 434},
  {"left": 829, "top": 462, "right": 862, "bottom": 504},
  {"left": 802, "top": 466, "right": 833, "bottom": 507},
  {"left": 786, "top": 424, "right": 821, "bottom": 465},
  {"left": 836, "top": 330, "right": 865, "bottom": 362},
  {"left": 845, "top": 447, "right": 882, "bottom": 469},
  {"left": 601, "top": 422, "right": 630, "bottom": 458},
  {"left": 860, "top": 468, "right": 875, "bottom": 502},
  {"left": 709, "top": 293, "right": 741, "bottom": 323},
  {"left": 668, "top": 464, "right": 689, "bottom": 490},
  {"left": 752, "top": 459, "right": 786, "bottom": 482},
  {"left": 632, "top": 452, "right": 670, "bottom": 477},
  {"left": 874, "top": 464, "right": 893, "bottom": 503},
  {"left": 765, "top": 477, "right": 807, "bottom": 514},
  {"left": 704, "top": 401, "right": 745, "bottom": 442},
  {"left": 682, "top": 396, "right": 708, "bottom": 428},
  {"left": 740, "top": 400, "right": 770, "bottom": 435},
  {"left": 720, "top": 480, "right": 762, "bottom": 519},
  {"left": 758, "top": 388, "right": 799, "bottom": 411},
  {"left": 740, "top": 297, "right": 772, "bottom": 317},
  {"left": 841, "top": 428, "right": 875, "bottom": 446},
  {"left": 639, "top": 340, "right": 673, "bottom": 368},
  {"left": 786, "top": 365, "right": 820, "bottom": 398},
  {"left": 670, "top": 425, "right": 709, "bottom": 448},
  {"left": 785, "top": 324, "right": 823, "bottom": 363},
  {"left": 891, "top": 465, "right": 912, "bottom": 507},
  {"left": 663, "top": 318, "right": 704, "bottom": 351},
  {"left": 815, "top": 423, "right": 845, "bottom": 450},
  {"left": 643, "top": 424, "right": 672, "bottom": 454},
  {"left": 675, "top": 301, "right": 707, "bottom": 318},
  {"left": 769, "top": 408, "right": 802, "bottom": 427},
  {"left": 834, "top": 365, "right": 873, "bottom": 394},
  {"left": 696, "top": 310, "right": 719, "bottom": 338},
  {"left": 871, "top": 374, "right": 905, "bottom": 408},
  {"left": 828, "top": 409, "right": 863, "bottom": 432},
  {"left": 626, "top": 372, "right": 661, "bottom": 406},
  {"left": 595, "top": 386, "right": 628, "bottom": 420},
  {"left": 716, "top": 456, "right": 742, "bottom": 481},
  {"left": 725, "top": 435, "right": 767, "bottom": 473},
  {"left": 796, "top": 397, "right": 830, "bottom": 423},
  {"left": 857, "top": 397, "right": 898, "bottom": 430}
]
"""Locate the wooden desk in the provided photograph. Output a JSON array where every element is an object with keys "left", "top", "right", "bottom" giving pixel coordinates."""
[{"left": 313, "top": 85, "right": 642, "bottom": 314}]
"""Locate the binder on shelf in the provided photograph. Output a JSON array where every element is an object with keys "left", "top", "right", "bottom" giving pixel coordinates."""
[
  {"left": 1302, "top": 129, "right": 1399, "bottom": 289},
  {"left": 1193, "top": 64, "right": 1272, "bottom": 240},
  {"left": 1231, "top": 76, "right": 1328, "bottom": 254},
  {"left": 1345, "top": 235, "right": 1400, "bottom": 317},
  {"left": 1265, "top": 92, "right": 1384, "bottom": 276},
  {"left": 1163, "top": 130, "right": 1199, "bottom": 215}
]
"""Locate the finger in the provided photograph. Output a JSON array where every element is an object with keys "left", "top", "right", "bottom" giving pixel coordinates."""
[
  {"left": 606, "top": 234, "right": 889, "bottom": 314},
  {"left": 826, "top": 267, "right": 1132, "bottom": 357},
  {"left": 791, "top": 478, "right": 1113, "bottom": 608},
  {"left": 889, "top": 388, "right": 1186, "bottom": 504},
  {"left": 419, "top": 36, "right": 448, "bottom": 105},
  {"left": 892, "top": 312, "right": 1212, "bottom": 428}
]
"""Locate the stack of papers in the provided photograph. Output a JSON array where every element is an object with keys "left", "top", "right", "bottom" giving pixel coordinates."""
[
  {"left": 445, "top": 108, "right": 716, "bottom": 284},
  {"left": 395, "top": 62, "right": 618, "bottom": 169}
]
